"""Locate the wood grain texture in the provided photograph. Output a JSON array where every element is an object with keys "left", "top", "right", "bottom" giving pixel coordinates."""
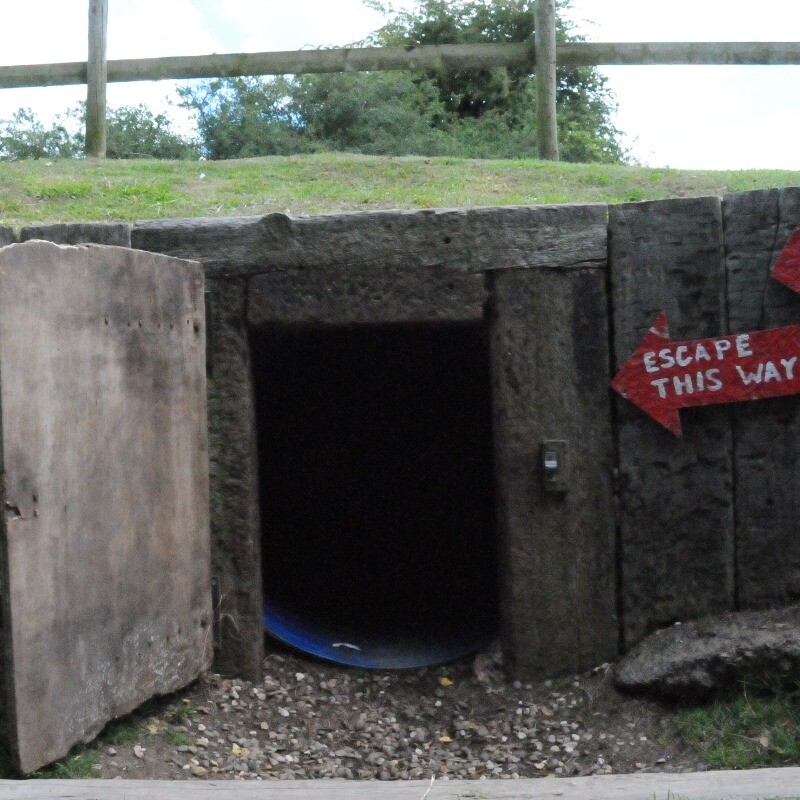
[
  {"left": 205, "top": 278, "right": 263, "bottom": 681},
  {"left": 559, "top": 40, "right": 800, "bottom": 65},
  {"left": 724, "top": 187, "right": 800, "bottom": 608},
  {"left": 247, "top": 267, "right": 487, "bottom": 327},
  {"left": 2, "top": 41, "right": 800, "bottom": 89},
  {"left": 0, "top": 242, "right": 211, "bottom": 773},
  {"left": 20, "top": 223, "right": 131, "bottom": 247},
  {"left": 534, "top": 0, "right": 559, "bottom": 160},
  {"left": 3, "top": 768, "right": 800, "bottom": 800},
  {"left": 85, "top": 0, "right": 108, "bottom": 157},
  {"left": 610, "top": 197, "right": 734, "bottom": 648},
  {"left": 132, "top": 205, "right": 607, "bottom": 279},
  {"left": 490, "top": 267, "right": 617, "bottom": 679},
  {"left": 0, "top": 43, "right": 533, "bottom": 89}
]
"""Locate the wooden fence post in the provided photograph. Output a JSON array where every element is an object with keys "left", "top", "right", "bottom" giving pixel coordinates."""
[
  {"left": 534, "top": 0, "right": 559, "bottom": 161},
  {"left": 86, "top": 0, "right": 108, "bottom": 158}
]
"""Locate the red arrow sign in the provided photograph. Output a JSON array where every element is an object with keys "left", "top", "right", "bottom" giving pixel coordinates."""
[
  {"left": 772, "top": 225, "right": 800, "bottom": 293},
  {"left": 611, "top": 314, "right": 800, "bottom": 435},
  {"left": 613, "top": 223, "right": 800, "bottom": 435}
]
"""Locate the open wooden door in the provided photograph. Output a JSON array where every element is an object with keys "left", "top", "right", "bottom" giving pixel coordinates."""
[{"left": 0, "top": 241, "right": 211, "bottom": 773}]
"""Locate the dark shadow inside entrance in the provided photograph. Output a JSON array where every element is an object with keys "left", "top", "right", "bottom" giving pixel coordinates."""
[{"left": 250, "top": 322, "right": 499, "bottom": 668}]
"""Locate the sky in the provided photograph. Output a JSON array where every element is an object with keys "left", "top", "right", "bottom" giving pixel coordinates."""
[{"left": 0, "top": 0, "right": 798, "bottom": 169}]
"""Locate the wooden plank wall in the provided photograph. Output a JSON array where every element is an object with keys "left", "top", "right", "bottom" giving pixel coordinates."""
[
  {"left": 490, "top": 266, "right": 618, "bottom": 678},
  {"left": 611, "top": 190, "right": 800, "bottom": 648},
  {"left": 725, "top": 187, "right": 800, "bottom": 608},
  {"left": 205, "top": 278, "right": 264, "bottom": 682},
  {"left": 0, "top": 242, "right": 211, "bottom": 773},
  {"left": 609, "top": 198, "right": 735, "bottom": 647}
]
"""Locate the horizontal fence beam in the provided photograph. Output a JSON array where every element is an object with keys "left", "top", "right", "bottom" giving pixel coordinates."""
[
  {"left": 1, "top": 41, "right": 800, "bottom": 90},
  {"left": 0, "top": 44, "right": 529, "bottom": 88},
  {"left": 559, "top": 41, "right": 800, "bottom": 66}
]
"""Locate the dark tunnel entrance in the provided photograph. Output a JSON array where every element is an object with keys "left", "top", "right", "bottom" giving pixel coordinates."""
[{"left": 250, "top": 322, "right": 499, "bottom": 668}]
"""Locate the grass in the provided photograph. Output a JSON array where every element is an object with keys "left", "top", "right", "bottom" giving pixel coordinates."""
[
  {"left": 30, "top": 748, "right": 98, "bottom": 779},
  {"left": 0, "top": 152, "right": 798, "bottom": 224},
  {"left": 13, "top": 692, "right": 199, "bottom": 780},
  {"left": 676, "top": 683, "right": 800, "bottom": 770},
  {"left": 161, "top": 730, "right": 192, "bottom": 747}
]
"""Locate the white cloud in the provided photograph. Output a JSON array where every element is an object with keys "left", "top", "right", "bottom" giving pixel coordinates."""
[
  {"left": 108, "top": 0, "right": 221, "bottom": 58},
  {"left": 566, "top": 0, "right": 800, "bottom": 169},
  {"left": 203, "top": 0, "right": 386, "bottom": 52},
  {"left": 566, "top": 0, "right": 800, "bottom": 42},
  {"left": 0, "top": 2, "right": 85, "bottom": 65}
]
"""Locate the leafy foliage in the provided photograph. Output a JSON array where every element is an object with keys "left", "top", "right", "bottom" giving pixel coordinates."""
[
  {"left": 293, "top": 72, "right": 450, "bottom": 155},
  {"left": 1, "top": 2, "right": 624, "bottom": 164},
  {"left": 368, "top": 0, "right": 625, "bottom": 161},
  {"left": 0, "top": 104, "right": 197, "bottom": 161},
  {"left": 177, "top": 77, "right": 310, "bottom": 160},
  {"left": 365, "top": 0, "right": 539, "bottom": 120},
  {"left": 178, "top": 0, "right": 626, "bottom": 163},
  {"left": 103, "top": 105, "right": 198, "bottom": 159},
  {"left": 0, "top": 108, "right": 80, "bottom": 161}
]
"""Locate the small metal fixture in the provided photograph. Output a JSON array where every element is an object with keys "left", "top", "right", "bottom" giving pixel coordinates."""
[{"left": 541, "top": 439, "right": 569, "bottom": 493}]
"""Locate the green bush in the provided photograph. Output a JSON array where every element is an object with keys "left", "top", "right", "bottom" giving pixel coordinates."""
[
  {"left": 0, "top": 108, "right": 79, "bottom": 160},
  {"left": 0, "top": 104, "right": 198, "bottom": 161},
  {"left": 295, "top": 72, "right": 451, "bottom": 156},
  {"left": 177, "top": 1, "right": 628, "bottom": 163},
  {"left": 103, "top": 105, "right": 198, "bottom": 159},
  {"left": 177, "top": 77, "right": 313, "bottom": 160}
]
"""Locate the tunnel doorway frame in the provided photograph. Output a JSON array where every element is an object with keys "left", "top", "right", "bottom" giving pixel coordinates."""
[
  {"left": 208, "top": 235, "right": 618, "bottom": 682},
  {"left": 195, "top": 205, "right": 618, "bottom": 683}
]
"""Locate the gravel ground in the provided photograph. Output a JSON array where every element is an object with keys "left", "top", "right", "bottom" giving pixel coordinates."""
[{"left": 87, "top": 641, "right": 703, "bottom": 781}]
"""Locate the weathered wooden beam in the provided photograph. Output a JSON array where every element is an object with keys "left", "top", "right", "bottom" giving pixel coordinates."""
[
  {"left": 490, "top": 257, "right": 617, "bottom": 680},
  {"left": 4, "top": 768, "right": 800, "bottom": 799},
  {"left": 534, "top": 0, "right": 558, "bottom": 160},
  {"left": 559, "top": 40, "right": 800, "bottom": 66},
  {"left": 723, "top": 187, "right": 800, "bottom": 610},
  {"left": 610, "top": 197, "right": 735, "bottom": 648},
  {"left": 1, "top": 41, "right": 799, "bottom": 90},
  {"left": 0, "top": 242, "right": 210, "bottom": 773},
  {"left": 0, "top": 43, "right": 531, "bottom": 89},
  {"left": 85, "top": 0, "right": 108, "bottom": 157}
]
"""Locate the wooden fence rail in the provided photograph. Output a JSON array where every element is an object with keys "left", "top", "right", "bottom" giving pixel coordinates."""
[{"left": 4, "top": 41, "right": 800, "bottom": 91}]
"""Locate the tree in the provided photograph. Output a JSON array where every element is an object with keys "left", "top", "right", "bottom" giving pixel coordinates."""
[
  {"left": 177, "top": 77, "right": 311, "bottom": 160},
  {"left": 178, "top": 0, "right": 626, "bottom": 163},
  {"left": 103, "top": 105, "right": 198, "bottom": 159},
  {"left": 365, "top": 0, "right": 625, "bottom": 162},
  {"left": 0, "top": 109, "right": 79, "bottom": 161},
  {"left": 293, "top": 72, "right": 450, "bottom": 155},
  {"left": 366, "top": 0, "right": 537, "bottom": 120},
  {"left": 0, "top": 105, "right": 198, "bottom": 161}
]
